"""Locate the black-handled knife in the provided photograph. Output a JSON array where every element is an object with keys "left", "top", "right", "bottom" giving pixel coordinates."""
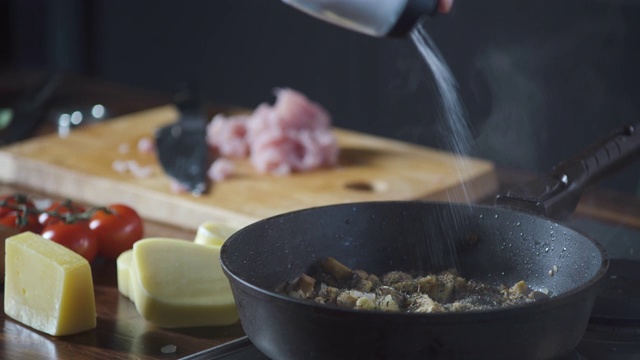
[{"left": 155, "top": 87, "right": 210, "bottom": 195}]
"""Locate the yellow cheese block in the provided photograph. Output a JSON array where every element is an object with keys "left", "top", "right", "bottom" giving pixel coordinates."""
[
  {"left": 116, "top": 249, "right": 133, "bottom": 299},
  {"left": 193, "top": 221, "right": 239, "bottom": 247},
  {"left": 4, "top": 232, "right": 96, "bottom": 336},
  {"left": 130, "top": 238, "right": 238, "bottom": 328}
]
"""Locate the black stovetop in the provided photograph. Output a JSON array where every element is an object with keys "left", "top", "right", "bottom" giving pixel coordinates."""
[
  {"left": 568, "top": 218, "right": 640, "bottom": 360},
  {"left": 182, "top": 217, "right": 640, "bottom": 360}
]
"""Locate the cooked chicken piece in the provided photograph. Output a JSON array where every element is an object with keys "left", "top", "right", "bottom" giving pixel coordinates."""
[
  {"left": 336, "top": 290, "right": 375, "bottom": 308},
  {"left": 355, "top": 297, "right": 376, "bottom": 310},
  {"left": 315, "top": 283, "right": 339, "bottom": 304},
  {"left": 279, "top": 257, "right": 547, "bottom": 313},
  {"left": 382, "top": 271, "right": 413, "bottom": 285},
  {"left": 321, "top": 257, "right": 353, "bottom": 281},
  {"left": 376, "top": 294, "right": 401, "bottom": 312},
  {"left": 409, "top": 294, "right": 445, "bottom": 313},
  {"left": 376, "top": 286, "right": 405, "bottom": 308}
]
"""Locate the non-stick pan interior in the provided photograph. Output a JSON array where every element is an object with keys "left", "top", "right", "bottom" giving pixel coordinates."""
[{"left": 222, "top": 201, "right": 607, "bottom": 302}]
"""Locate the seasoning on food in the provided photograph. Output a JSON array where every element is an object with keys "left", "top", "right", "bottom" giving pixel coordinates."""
[{"left": 278, "top": 257, "right": 549, "bottom": 313}]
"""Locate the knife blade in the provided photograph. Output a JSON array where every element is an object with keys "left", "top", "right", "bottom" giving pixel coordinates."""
[{"left": 155, "top": 88, "right": 210, "bottom": 195}]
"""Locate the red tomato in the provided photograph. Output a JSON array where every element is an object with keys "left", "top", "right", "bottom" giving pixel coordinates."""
[
  {"left": 38, "top": 200, "right": 87, "bottom": 227},
  {"left": 0, "top": 193, "right": 36, "bottom": 218},
  {"left": 41, "top": 221, "right": 98, "bottom": 263},
  {"left": 89, "top": 204, "right": 144, "bottom": 260},
  {"left": 0, "top": 211, "right": 43, "bottom": 233}
]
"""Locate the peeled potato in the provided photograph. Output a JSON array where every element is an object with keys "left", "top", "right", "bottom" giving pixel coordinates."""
[{"left": 193, "top": 221, "right": 239, "bottom": 247}]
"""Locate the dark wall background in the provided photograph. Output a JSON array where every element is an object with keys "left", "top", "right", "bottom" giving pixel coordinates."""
[
  {"left": 0, "top": 0, "right": 11, "bottom": 68},
  {"left": 4, "top": 0, "right": 640, "bottom": 193}
]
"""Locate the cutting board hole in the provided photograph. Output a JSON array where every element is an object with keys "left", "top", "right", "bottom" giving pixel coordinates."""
[{"left": 344, "top": 180, "right": 386, "bottom": 193}]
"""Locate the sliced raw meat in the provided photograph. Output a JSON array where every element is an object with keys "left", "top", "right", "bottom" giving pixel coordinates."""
[{"left": 205, "top": 88, "right": 339, "bottom": 179}]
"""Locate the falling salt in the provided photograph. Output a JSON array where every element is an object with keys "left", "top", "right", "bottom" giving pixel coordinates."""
[
  {"left": 407, "top": 22, "right": 475, "bottom": 268},
  {"left": 410, "top": 25, "right": 473, "bottom": 158}
]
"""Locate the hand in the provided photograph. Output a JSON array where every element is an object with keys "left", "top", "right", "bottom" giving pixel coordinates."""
[{"left": 438, "top": 0, "right": 454, "bottom": 13}]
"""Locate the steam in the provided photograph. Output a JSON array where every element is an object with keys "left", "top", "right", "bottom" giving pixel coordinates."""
[
  {"left": 473, "top": 47, "right": 544, "bottom": 170},
  {"left": 472, "top": 5, "right": 628, "bottom": 172}
]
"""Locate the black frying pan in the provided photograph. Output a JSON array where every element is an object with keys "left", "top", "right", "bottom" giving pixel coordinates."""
[{"left": 221, "top": 125, "right": 640, "bottom": 360}]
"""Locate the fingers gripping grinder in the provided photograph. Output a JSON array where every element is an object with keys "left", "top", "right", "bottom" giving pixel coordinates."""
[{"left": 281, "top": 0, "right": 448, "bottom": 37}]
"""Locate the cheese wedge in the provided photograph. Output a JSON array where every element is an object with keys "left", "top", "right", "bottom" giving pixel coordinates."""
[
  {"left": 193, "top": 221, "right": 238, "bottom": 247},
  {"left": 116, "top": 249, "right": 134, "bottom": 299},
  {"left": 4, "top": 232, "right": 96, "bottom": 336},
  {"left": 130, "top": 238, "right": 238, "bottom": 328}
]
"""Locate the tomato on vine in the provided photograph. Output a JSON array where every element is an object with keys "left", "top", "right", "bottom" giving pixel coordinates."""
[
  {"left": 89, "top": 204, "right": 144, "bottom": 260},
  {"left": 0, "top": 211, "right": 43, "bottom": 233},
  {"left": 0, "top": 193, "right": 39, "bottom": 232},
  {"left": 0, "top": 193, "right": 145, "bottom": 262},
  {"left": 38, "top": 200, "right": 86, "bottom": 227},
  {"left": 41, "top": 220, "right": 99, "bottom": 263},
  {"left": 0, "top": 193, "right": 35, "bottom": 218}
]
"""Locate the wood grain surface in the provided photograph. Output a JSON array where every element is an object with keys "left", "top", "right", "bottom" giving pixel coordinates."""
[{"left": 0, "top": 106, "right": 499, "bottom": 230}]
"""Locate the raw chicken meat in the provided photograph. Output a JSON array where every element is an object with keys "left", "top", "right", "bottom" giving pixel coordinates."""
[
  {"left": 206, "top": 88, "right": 339, "bottom": 179},
  {"left": 207, "top": 114, "right": 250, "bottom": 158},
  {"left": 111, "top": 159, "right": 154, "bottom": 178},
  {"left": 208, "top": 158, "right": 236, "bottom": 182},
  {"left": 137, "top": 137, "right": 155, "bottom": 155}
]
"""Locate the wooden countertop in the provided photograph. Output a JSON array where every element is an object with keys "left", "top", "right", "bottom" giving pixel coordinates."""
[{"left": 1, "top": 71, "right": 639, "bottom": 359}]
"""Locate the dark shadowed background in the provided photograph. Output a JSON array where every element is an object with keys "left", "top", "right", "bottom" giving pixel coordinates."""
[{"left": 2, "top": 0, "right": 640, "bottom": 193}]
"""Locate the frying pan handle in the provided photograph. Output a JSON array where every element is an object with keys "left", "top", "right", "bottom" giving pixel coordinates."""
[{"left": 495, "top": 124, "right": 640, "bottom": 219}]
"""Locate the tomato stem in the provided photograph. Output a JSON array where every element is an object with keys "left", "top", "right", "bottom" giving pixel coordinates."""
[{"left": 1, "top": 195, "right": 114, "bottom": 225}]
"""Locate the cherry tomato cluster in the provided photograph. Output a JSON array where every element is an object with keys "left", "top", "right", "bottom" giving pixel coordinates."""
[{"left": 0, "top": 193, "right": 144, "bottom": 262}]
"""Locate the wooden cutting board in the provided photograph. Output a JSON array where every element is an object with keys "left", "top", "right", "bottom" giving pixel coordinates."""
[{"left": 0, "top": 106, "right": 498, "bottom": 230}]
